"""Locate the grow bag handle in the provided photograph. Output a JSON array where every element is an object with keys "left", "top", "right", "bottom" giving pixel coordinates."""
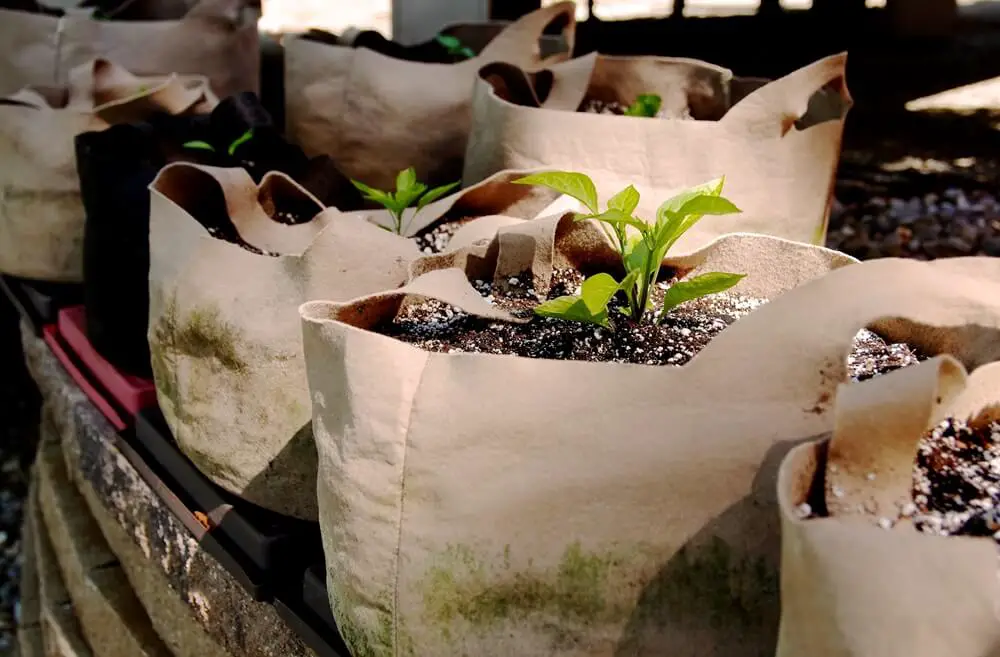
[
  {"left": 721, "top": 52, "right": 852, "bottom": 137},
  {"left": 477, "top": 1, "right": 577, "bottom": 69},
  {"left": 477, "top": 52, "right": 598, "bottom": 112}
]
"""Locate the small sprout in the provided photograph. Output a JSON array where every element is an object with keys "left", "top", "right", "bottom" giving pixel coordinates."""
[
  {"left": 228, "top": 128, "right": 254, "bottom": 156},
  {"left": 182, "top": 140, "right": 216, "bottom": 152},
  {"left": 350, "top": 167, "right": 460, "bottom": 235},
  {"left": 137, "top": 85, "right": 149, "bottom": 94},
  {"left": 513, "top": 171, "right": 744, "bottom": 328},
  {"left": 435, "top": 34, "right": 476, "bottom": 59},
  {"left": 624, "top": 93, "right": 663, "bottom": 118}
]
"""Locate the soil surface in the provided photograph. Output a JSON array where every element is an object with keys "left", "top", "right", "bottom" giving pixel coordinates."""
[
  {"left": 413, "top": 217, "right": 478, "bottom": 254},
  {"left": 381, "top": 268, "right": 922, "bottom": 376},
  {"left": 910, "top": 417, "right": 1000, "bottom": 539}
]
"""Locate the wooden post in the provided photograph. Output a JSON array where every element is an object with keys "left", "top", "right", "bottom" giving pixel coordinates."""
[{"left": 392, "top": 0, "right": 491, "bottom": 44}]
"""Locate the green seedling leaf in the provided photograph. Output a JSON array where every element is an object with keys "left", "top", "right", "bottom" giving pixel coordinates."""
[
  {"left": 182, "top": 140, "right": 216, "bottom": 152},
  {"left": 396, "top": 167, "right": 418, "bottom": 194},
  {"left": 416, "top": 181, "right": 460, "bottom": 213},
  {"left": 670, "top": 194, "right": 741, "bottom": 219},
  {"left": 394, "top": 182, "right": 428, "bottom": 213},
  {"left": 350, "top": 179, "right": 399, "bottom": 211},
  {"left": 435, "top": 34, "right": 476, "bottom": 59},
  {"left": 583, "top": 208, "right": 647, "bottom": 232},
  {"left": 227, "top": 128, "right": 254, "bottom": 156},
  {"left": 534, "top": 273, "right": 625, "bottom": 327},
  {"left": 657, "top": 177, "right": 726, "bottom": 215},
  {"left": 608, "top": 184, "right": 641, "bottom": 215},
  {"left": 660, "top": 272, "right": 746, "bottom": 317},
  {"left": 435, "top": 34, "right": 462, "bottom": 49},
  {"left": 534, "top": 296, "right": 609, "bottom": 327},
  {"left": 579, "top": 273, "right": 624, "bottom": 313},
  {"left": 514, "top": 172, "right": 600, "bottom": 214},
  {"left": 624, "top": 93, "right": 663, "bottom": 117}
]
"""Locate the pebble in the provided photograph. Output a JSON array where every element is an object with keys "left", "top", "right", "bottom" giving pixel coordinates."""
[{"left": 827, "top": 186, "right": 1000, "bottom": 260}]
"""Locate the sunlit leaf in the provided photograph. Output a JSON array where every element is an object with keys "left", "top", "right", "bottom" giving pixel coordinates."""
[
  {"left": 396, "top": 167, "right": 418, "bottom": 194},
  {"left": 534, "top": 295, "right": 609, "bottom": 327},
  {"left": 656, "top": 177, "right": 726, "bottom": 216},
  {"left": 660, "top": 272, "right": 746, "bottom": 317},
  {"left": 579, "top": 273, "right": 623, "bottom": 314},
  {"left": 607, "top": 184, "right": 640, "bottom": 215},
  {"left": 514, "top": 171, "right": 600, "bottom": 214},
  {"left": 584, "top": 208, "right": 646, "bottom": 232},
  {"left": 416, "top": 181, "right": 460, "bottom": 213}
]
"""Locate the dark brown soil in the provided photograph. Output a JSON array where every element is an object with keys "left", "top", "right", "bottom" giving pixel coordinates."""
[
  {"left": 413, "top": 217, "right": 478, "bottom": 254},
  {"left": 909, "top": 417, "right": 1000, "bottom": 539},
  {"left": 380, "top": 268, "right": 922, "bottom": 373}
]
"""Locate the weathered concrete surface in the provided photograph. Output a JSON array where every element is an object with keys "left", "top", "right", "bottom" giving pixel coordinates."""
[
  {"left": 37, "top": 429, "right": 175, "bottom": 657},
  {"left": 42, "top": 412, "right": 235, "bottom": 657},
  {"left": 17, "top": 482, "right": 42, "bottom": 657},
  {"left": 20, "top": 322, "right": 315, "bottom": 657},
  {"left": 25, "top": 481, "right": 91, "bottom": 657}
]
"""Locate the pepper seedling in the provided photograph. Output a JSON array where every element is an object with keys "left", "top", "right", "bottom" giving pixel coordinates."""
[
  {"left": 513, "top": 171, "right": 745, "bottom": 328},
  {"left": 350, "top": 167, "right": 460, "bottom": 235},
  {"left": 181, "top": 128, "right": 254, "bottom": 156},
  {"left": 624, "top": 93, "right": 663, "bottom": 118},
  {"left": 435, "top": 34, "right": 476, "bottom": 59}
]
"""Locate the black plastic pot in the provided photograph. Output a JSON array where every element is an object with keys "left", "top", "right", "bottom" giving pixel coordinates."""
[
  {"left": 0, "top": 275, "right": 84, "bottom": 336},
  {"left": 76, "top": 93, "right": 361, "bottom": 379}
]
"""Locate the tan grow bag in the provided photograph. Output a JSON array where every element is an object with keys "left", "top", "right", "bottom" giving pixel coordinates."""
[
  {"left": 283, "top": 2, "right": 578, "bottom": 191},
  {"left": 775, "top": 256, "right": 1000, "bottom": 657},
  {"left": 299, "top": 212, "right": 865, "bottom": 657},
  {"left": 0, "top": 58, "right": 215, "bottom": 282},
  {"left": 463, "top": 52, "right": 852, "bottom": 250}
]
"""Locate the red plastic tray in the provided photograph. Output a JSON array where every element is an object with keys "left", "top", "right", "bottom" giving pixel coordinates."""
[
  {"left": 42, "top": 324, "right": 127, "bottom": 431},
  {"left": 57, "top": 306, "right": 156, "bottom": 416}
]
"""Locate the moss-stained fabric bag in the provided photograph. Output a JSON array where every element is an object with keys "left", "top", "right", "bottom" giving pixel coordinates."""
[
  {"left": 0, "top": 58, "right": 215, "bottom": 282},
  {"left": 299, "top": 213, "right": 860, "bottom": 657},
  {"left": 774, "top": 257, "right": 1000, "bottom": 657},
  {"left": 463, "top": 52, "right": 851, "bottom": 249},
  {"left": 147, "top": 164, "right": 564, "bottom": 519},
  {"left": 283, "top": 2, "right": 577, "bottom": 192},
  {"left": 0, "top": 0, "right": 259, "bottom": 97}
]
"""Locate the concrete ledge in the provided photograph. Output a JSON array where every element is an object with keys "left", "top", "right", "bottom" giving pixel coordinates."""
[
  {"left": 37, "top": 428, "right": 173, "bottom": 657},
  {"left": 20, "top": 322, "right": 314, "bottom": 657},
  {"left": 53, "top": 411, "right": 235, "bottom": 657},
  {"left": 25, "top": 481, "right": 91, "bottom": 657},
  {"left": 17, "top": 482, "right": 42, "bottom": 657}
]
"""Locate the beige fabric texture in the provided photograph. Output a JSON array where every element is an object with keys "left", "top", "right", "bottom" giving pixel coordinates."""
[
  {"left": 0, "top": 0, "right": 259, "bottom": 97},
  {"left": 0, "top": 58, "right": 215, "bottom": 282},
  {"left": 283, "top": 2, "right": 577, "bottom": 192},
  {"left": 146, "top": 164, "right": 563, "bottom": 520},
  {"left": 775, "top": 256, "right": 1000, "bottom": 657},
  {"left": 299, "top": 212, "right": 861, "bottom": 657},
  {"left": 463, "top": 52, "right": 852, "bottom": 250}
]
